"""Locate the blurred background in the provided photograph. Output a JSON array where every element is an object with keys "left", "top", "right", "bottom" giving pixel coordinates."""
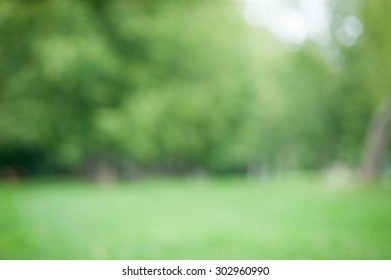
[
  {"left": 1, "top": 0, "right": 391, "bottom": 259},
  {"left": 1, "top": 0, "right": 391, "bottom": 182}
]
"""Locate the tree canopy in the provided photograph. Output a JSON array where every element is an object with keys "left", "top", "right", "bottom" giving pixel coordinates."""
[{"left": 1, "top": 0, "right": 390, "bottom": 180}]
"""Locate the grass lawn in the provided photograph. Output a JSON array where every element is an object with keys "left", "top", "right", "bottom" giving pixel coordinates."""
[{"left": 0, "top": 176, "right": 390, "bottom": 259}]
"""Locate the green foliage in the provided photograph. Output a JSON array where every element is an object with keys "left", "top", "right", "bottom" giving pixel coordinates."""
[
  {"left": 0, "top": 0, "right": 260, "bottom": 172},
  {"left": 1, "top": 0, "right": 390, "bottom": 175},
  {"left": 323, "top": 0, "right": 391, "bottom": 166},
  {"left": 95, "top": 1, "right": 260, "bottom": 170}
]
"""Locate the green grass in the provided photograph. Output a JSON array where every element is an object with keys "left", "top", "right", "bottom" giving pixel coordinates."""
[{"left": 0, "top": 176, "right": 391, "bottom": 259}]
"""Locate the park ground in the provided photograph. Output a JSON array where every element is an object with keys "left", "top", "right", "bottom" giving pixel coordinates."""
[{"left": 0, "top": 175, "right": 390, "bottom": 259}]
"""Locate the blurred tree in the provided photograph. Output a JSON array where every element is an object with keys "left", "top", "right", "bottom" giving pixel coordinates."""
[
  {"left": 328, "top": 0, "right": 391, "bottom": 181},
  {"left": 0, "top": 0, "right": 273, "bottom": 178},
  {"left": 354, "top": 0, "right": 391, "bottom": 181},
  {"left": 95, "top": 0, "right": 265, "bottom": 174},
  {"left": 0, "top": 0, "right": 125, "bottom": 177},
  {"left": 5, "top": 0, "right": 389, "bottom": 181}
]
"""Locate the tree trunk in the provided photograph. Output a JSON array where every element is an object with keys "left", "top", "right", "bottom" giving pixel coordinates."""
[
  {"left": 94, "top": 158, "right": 117, "bottom": 186},
  {"left": 82, "top": 155, "right": 118, "bottom": 187},
  {"left": 360, "top": 94, "right": 391, "bottom": 182}
]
